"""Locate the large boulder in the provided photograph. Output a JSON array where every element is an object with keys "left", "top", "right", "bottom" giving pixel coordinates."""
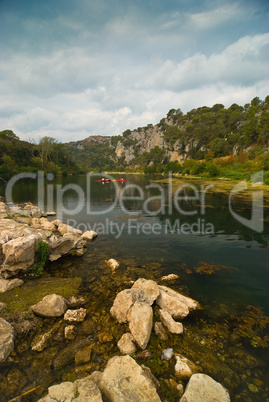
[
  {"left": 0, "top": 318, "right": 14, "bottom": 362},
  {"left": 156, "top": 285, "right": 200, "bottom": 319},
  {"left": 99, "top": 355, "right": 161, "bottom": 401},
  {"left": 1, "top": 235, "right": 36, "bottom": 276},
  {"left": 127, "top": 301, "right": 153, "bottom": 350},
  {"left": 132, "top": 278, "right": 160, "bottom": 305},
  {"left": 38, "top": 356, "right": 160, "bottom": 401},
  {"left": 180, "top": 373, "right": 231, "bottom": 402},
  {"left": 31, "top": 294, "right": 68, "bottom": 317}
]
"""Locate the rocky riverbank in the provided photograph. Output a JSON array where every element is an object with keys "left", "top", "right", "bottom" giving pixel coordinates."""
[{"left": 0, "top": 201, "right": 268, "bottom": 401}]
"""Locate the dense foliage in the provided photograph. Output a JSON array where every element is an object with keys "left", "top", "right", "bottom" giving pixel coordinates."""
[{"left": 0, "top": 131, "right": 83, "bottom": 181}]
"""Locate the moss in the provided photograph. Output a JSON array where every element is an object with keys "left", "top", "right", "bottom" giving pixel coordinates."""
[{"left": 0, "top": 277, "right": 82, "bottom": 315}]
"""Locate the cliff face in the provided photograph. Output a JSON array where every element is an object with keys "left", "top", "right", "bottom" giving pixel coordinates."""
[{"left": 65, "top": 96, "right": 269, "bottom": 169}]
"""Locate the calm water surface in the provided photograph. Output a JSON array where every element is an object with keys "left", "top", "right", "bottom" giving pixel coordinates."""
[
  {"left": 3, "top": 173, "right": 269, "bottom": 313},
  {"left": 1, "top": 173, "right": 269, "bottom": 401}
]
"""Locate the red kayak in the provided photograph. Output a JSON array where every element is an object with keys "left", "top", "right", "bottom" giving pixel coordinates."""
[
  {"left": 116, "top": 179, "right": 127, "bottom": 182},
  {"left": 97, "top": 179, "right": 111, "bottom": 182}
]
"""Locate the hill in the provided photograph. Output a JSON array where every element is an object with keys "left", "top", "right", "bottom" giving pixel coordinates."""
[
  {"left": 1, "top": 95, "right": 268, "bottom": 182},
  {"left": 65, "top": 95, "right": 269, "bottom": 180}
]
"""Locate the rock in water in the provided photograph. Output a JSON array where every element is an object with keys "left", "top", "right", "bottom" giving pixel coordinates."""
[
  {"left": 159, "top": 309, "right": 183, "bottom": 334},
  {"left": 110, "top": 289, "right": 135, "bottom": 323},
  {"left": 127, "top": 301, "right": 153, "bottom": 350},
  {"left": 0, "top": 318, "right": 14, "bottom": 362},
  {"left": 99, "top": 355, "right": 161, "bottom": 401},
  {"left": 64, "top": 308, "right": 87, "bottom": 323},
  {"left": 175, "top": 355, "right": 198, "bottom": 380},
  {"left": 154, "top": 321, "right": 168, "bottom": 341},
  {"left": 180, "top": 373, "right": 230, "bottom": 402},
  {"left": 131, "top": 278, "right": 160, "bottom": 305},
  {"left": 106, "top": 258, "right": 120, "bottom": 272},
  {"left": 117, "top": 333, "right": 137, "bottom": 354},
  {"left": 82, "top": 230, "right": 98, "bottom": 241},
  {"left": 31, "top": 294, "right": 68, "bottom": 317},
  {"left": 157, "top": 285, "right": 199, "bottom": 319}
]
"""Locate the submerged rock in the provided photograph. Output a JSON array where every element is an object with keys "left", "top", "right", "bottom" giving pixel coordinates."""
[
  {"left": 64, "top": 325, "right": 76, "bottom": 340},
  {"left": 161, "top": 274, "right": 179, "bottom": 281},
  {"left": 127, "top": 301, "right": 153, "bottom": 350},
  {"left": 180, "top": 373, "right": 230, "bottom": 402},
  {"left": 106, "top": 258, "right": 120, "bottom": 272},
  {"left": 31, "top": 294, "right": 68, "bottom": 317},
  {"left": 0, "top": 318, "right": 14, "bottom": 362}
]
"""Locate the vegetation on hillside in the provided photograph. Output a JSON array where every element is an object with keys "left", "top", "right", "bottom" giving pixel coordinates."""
[
  {"left": 0, "top": 131, "right": 84, "bottom": 181},
  {"left": 1, "top": 95, "right": 268, "bottom": 182}
]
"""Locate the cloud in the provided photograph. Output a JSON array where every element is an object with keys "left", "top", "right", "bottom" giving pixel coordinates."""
[{"left": 0, "top": 0, "right": 268, "bottom": 142}]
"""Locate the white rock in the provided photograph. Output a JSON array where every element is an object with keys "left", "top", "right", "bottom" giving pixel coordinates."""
[
  {"left": 0, "top": 318, "right": 14, "bottom": 362},
  {"left": 157, "top": 286, "right": 199, "bottom": 319},
  {"left": 132, "top": 278, "right": 160, "bottom": 305},
  {"left": 127, "top": 301, "right": 153, "bottom": 350},
  {"left": 64, "top": 308, "right": 87, "bottom": 323},
  {"left": 117, "top": 332, "right": 137, "bottom": 354},
  {"left": 175, "top": 355, "right": 197, "bottom": 380},
  {"left": 0, "top": 278, "right": 24, "bottom": 293},
  {"left": 161, "top": 274, "right": 179, "bottom": 281},
  {"left": 107, "top": 258, "right": 120, "bottom": 272},
  {"left": 161, "top": 348, "right": 174, "bottom": 361},
  {"left": 180, "top": 373, "right": 231, "bottom": 402},
  {"left": 31, "top": 294, "right": 68, "bottom": 317},
  {"left": 159, "top": 309, "right": 183, "bottom": 334},
  {"left": 82, "top": 230, "right": 98, "bottom": 241}
]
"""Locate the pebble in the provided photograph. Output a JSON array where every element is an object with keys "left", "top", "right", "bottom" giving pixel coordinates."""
[
  {"left": 248, "top": 384, "right": 259, "bottom": 393},
  {"left": 253, "top": 379, "right": 264, "bottom": 387},
  {"left": 161, "top": 348, "right": 174, "bottom": 361},
  {"left": 200, "top": 339, "right": 206, "bottom": 345}
]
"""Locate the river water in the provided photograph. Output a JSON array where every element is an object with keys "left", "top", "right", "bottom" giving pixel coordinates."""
[{"left": 1, "top": 173, "right": 269, "bottom": 400}]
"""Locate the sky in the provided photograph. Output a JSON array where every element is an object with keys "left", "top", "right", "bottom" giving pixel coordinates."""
[{"left": 0, "top": 0, "right": 268, "bottom": 143}]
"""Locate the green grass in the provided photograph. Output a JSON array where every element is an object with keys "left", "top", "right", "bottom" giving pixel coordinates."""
[{"left": 0, "top": 277, "right": 82, "bottom": 315}]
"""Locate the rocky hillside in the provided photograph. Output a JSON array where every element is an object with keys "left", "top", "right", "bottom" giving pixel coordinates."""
[{"left": 66, "top": 95, "right": 269, "bottom": 171}]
